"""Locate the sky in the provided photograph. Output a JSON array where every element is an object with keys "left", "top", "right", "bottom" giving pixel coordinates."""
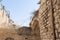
[{"left": 1, "top": 0, "right": 39, "bottom": 26}]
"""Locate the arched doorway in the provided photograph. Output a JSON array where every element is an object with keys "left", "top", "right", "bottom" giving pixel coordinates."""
[{"left": 33, "top": 20, "right": 40, "bottom": 40}]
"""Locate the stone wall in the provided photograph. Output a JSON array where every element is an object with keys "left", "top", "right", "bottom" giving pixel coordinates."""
[
  {"left": 0, "top": 0, "right": 60, "bottom": 40},
  {"left": 53, "top": 0, "right": 60, "bottom": 40},
  {"left": 0, "top": 26, "right": 35, "bottom": 40},
  {"left": 39, "top": 0, "right": 55, "bottom": 40},
  {"left": 30, "top": 10, "right": 40, "bottom": 40},
  {"left": 30, "top": 0, "right": 60, "bottom": 40}
]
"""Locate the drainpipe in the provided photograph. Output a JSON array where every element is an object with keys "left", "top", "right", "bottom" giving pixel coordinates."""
[{"left": 51, "top": 0, "right": 56, "bottom": 40}]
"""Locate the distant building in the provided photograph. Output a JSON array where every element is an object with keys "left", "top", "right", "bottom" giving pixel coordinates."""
[
  {"left": 0, "top": 4, "right": 10, "bottom": 28},
  {"left": 0, "top": 2, "right": 35, "bottom": 40}
]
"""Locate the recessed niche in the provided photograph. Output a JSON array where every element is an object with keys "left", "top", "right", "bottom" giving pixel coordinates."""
[{"left": 5, "top": 37, "right": 14, "bottom": 40}]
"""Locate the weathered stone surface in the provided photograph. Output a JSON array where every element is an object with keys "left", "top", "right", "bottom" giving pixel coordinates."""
[
  {"left": 30, "top": 0, "right": 60, "bottom": 40},
  {"left": 0, "top": 0, "right": 60, "bottom": 40}
]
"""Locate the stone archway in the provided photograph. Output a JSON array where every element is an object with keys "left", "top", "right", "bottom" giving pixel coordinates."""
[{"left": 33, "top": 20, "right": 40, "bottom": 40}]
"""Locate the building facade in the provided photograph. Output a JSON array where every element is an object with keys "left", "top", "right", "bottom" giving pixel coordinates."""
[{"left": 30, "top": 0, "right": 60, "bottom": 40}]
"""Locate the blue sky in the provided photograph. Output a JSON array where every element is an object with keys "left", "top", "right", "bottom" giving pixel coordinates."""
[{"left": 1, "top": 0, "right": 39, "bottom": 26}]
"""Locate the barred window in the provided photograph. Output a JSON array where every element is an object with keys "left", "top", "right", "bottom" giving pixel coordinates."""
[{"left": 41, "top": 7, "right": 49, "bottom": 32}]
